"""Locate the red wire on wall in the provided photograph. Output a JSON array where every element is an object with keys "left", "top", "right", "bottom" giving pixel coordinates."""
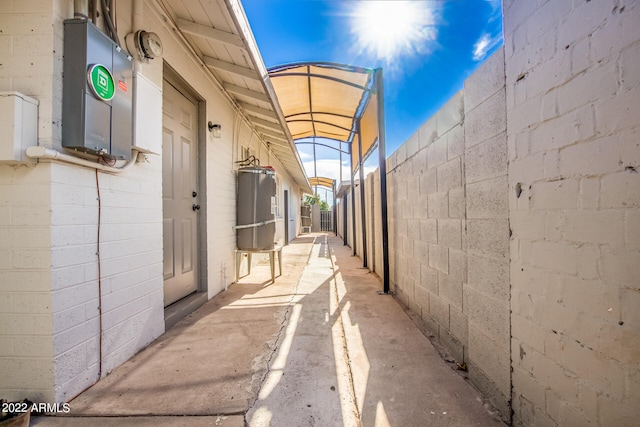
[
  {"left": 67, "top": 169, "right": 105, "bottom": 403},
  {"left": 95, "top": 169, "right": 104, "bottom": 380}
]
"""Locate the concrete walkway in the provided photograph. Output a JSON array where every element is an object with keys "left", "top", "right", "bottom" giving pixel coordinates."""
[{"left": 32, "top": 234, "right": 505, "bottom": 427}]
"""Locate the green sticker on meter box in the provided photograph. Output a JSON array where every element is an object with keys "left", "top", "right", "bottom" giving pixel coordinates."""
[{"left": 87, "top": 64, "right": 115, "bottom": 101}]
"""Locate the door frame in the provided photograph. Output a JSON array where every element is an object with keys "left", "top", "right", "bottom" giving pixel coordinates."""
[{"left": 163, "top": 64, "right": 208, "bottom": 329}]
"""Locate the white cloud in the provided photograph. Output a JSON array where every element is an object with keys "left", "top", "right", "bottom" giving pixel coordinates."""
[
  {"left": 486, "top": 0, "right": 502, "bottom": 22},
  {"left": 303, "top": 158, "right": 349, "bottom": 183},
  {"left": 296, "top": 140, "right": 379, "bottom": 194},
  {"left": 472, "top": 32, "right": 502, "bottom": 61},
  {"left": 297, "top": 150, "right": 313, "bottom": 161}
]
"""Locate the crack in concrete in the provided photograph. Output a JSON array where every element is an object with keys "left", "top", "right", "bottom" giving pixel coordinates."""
[{"left": 245, "top": 235, "right": 317, "bottom": 424}]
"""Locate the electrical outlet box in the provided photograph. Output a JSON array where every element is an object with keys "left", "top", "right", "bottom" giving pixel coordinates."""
[
  {"left": 62, "top": 19, "right": 133, "bottom": 160},
  {"left": 0, "top": 91, "right": 39, "bottom": 163}
]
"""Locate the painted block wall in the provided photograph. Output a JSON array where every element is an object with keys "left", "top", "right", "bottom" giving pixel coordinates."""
[
  {"left": 504, "top": 0, "right": 640, "bottom": 425},
  {"left": 0, "top": 0, "right": 166, "bottom": 401},
  {"left": 364, "top": 170, "right": 382, "bottom": 276},
  {"left": 355, "top": 0, "right": 640, "bottom": 423},
  {"left": 382, "top": 63, "right": 510, "bottom": 417},
  {"left": 49, "top": 160, "right": 165, "bottom": 402},
  {"left": 0, "top": 164, "right": 55, "bottom": 402},
  {"left": 0, "top": 0, "right": 69, "bottom": 403},
  {"left": 463, "top": 49, "right": 510, "bottom": 416},
  {"left": 1, "top": 0, "right": 307, "bottom": 403},
  {"left": 130, "top": 0, "right": 303, "bottom": 296}
]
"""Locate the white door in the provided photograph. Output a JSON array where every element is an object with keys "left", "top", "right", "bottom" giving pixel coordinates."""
[{"left": 162, "top": 81, "right": 199, "bottom": 306}]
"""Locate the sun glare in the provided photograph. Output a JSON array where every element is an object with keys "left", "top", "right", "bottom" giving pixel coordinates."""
[{"left": 348, "top": 1, "right": 437, "bottom": 65}]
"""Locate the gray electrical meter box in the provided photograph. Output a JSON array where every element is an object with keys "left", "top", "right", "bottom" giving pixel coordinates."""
[{"left": 62, "top": 19, "right": 133, "bottom": 160}]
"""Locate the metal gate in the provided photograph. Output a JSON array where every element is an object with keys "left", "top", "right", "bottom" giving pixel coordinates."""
[{"left": 320, "top": 210, "right": 333, "bottom": 232}]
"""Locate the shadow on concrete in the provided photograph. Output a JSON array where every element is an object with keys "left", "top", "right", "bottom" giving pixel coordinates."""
[
  {"left": 327, "top": 236, "right": 504, "bottom": 426},
  {"left": 246, "top": 234, "right": 505, "bottom": 426},
  {"left": 33, "top": 233, "right": 504, "bottom": 426}
]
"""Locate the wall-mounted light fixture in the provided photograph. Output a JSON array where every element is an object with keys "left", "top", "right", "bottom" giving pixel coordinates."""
[{"left": 208, "top": 121, "right": 221, "bottom": 138}]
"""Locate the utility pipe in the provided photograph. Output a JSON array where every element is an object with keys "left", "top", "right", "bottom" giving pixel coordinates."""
[
  {"left": 74, "top": 0, "right": 89, "bottom": 19},
  {"left": 131, "top": 0, "right": 143, "bottom": 72},
  {"left": 26, "top": 146, "right": 141, "bottom": 173}
]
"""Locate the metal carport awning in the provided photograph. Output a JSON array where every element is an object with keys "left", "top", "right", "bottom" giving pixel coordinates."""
[
  {"left": 268, "top": 62, "right": 390, "bottom": 293},
  {"left": 268, "top": 62, "right": 373, "bottom": 143}
]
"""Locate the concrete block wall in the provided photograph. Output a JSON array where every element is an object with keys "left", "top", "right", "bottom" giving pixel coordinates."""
[
  {"left": 359, "top": 2, "right": 640, "bottom": 423},
  {"left": 463, "top": 50, "right": 510, "bottom": 416},
  {"left": 384, "top": 58, "right": 511, "bottom": 417},
  {"left": 1, "top": 2, "right": 167, "bottom": 402},
  {"left": 353, "top": 180, "right": 364, "bottom": 258},
  {"left": 1, "top": 0, "right": 307, "bottom": 403},
  {"left": 504, "top": 0, "right": 640, "bottom": 425},
  {"left": 369, "top": 170, "right": 383, "bottom": 277},
  {"left": 0, "top": 0, "right": 70, "bottom": 150},
  {"left": 49, "top": 161, "right": 165, "bottom": 403},
  {"left": 145, "top": 1, "right": 301, "bottom": 295},
  {"left": 311, "top": 203, "right": 321, "bottom": 232},
  {"left": 350, "top": 172, "right": 378, "bottom": 272},
  {"left": 0, "top": 164, "right": 55, "bottom": 402},
  {"left": 0, "top": 0, "right": 68, "bottom": 403}
]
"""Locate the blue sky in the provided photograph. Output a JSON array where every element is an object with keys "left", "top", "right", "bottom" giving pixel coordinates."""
[{"left": 243, "top": 0, "right": 503, "bottom": 183}]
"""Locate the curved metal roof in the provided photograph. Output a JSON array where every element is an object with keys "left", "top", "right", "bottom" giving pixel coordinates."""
[
  {"left": 268, "top": 62, "right": 376, "bottom": 144},
  {"left": 308, "top": 176, "right": 336, "bottom": 190}
]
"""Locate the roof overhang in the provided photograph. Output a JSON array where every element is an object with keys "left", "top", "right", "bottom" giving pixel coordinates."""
[{"left": 161, "top": 0, "right": 311, "bottom": 193}]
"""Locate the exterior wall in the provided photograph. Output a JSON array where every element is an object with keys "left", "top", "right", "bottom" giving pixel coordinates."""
[
  {"left": 464, "top": 51, "right": 511, "bottom": 416},
  {"left": 337, "top": 187, "right": 355, "bottom": 250},
  {"left": 311, "top": 203, "right": 321, "bottom": 232},
  {"left": 49, "top": 158, "right": 165, "bottom": 402},
  {"left": 0, "top": 0, "right": 306, "bottom": 403},
  {"left": 504, "top": 1, "right": 640, "bottom": 426},
  {"left": 383, "top": 68, "right": 510, "bottom": 416},
  {"left": 1, "top": 0, "right": 166, "bottom": 402},
  {"left": 0, "top": 164, "right": 55, "bottom": 402},
  {"left": 365, "top": 170, "right": 382, "bottom": 275},
  {"left": 353, "top": 1, "right": 640, "bottom": 424},
  {"left": 355, "top": 181, "right": 364, "bottom": 258},
  {"left": 0, "top": 0, "right": 71, "bottom": 403},
  {"left": 336, "top": 189, "right": 349, "bottom": 245}
]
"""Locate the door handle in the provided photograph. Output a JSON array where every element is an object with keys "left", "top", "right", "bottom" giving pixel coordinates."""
[{"left": 192, "top": 204, "right": 200, "bottom": 211}]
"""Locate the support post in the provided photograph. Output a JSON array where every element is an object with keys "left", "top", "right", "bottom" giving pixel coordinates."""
[
  {"left": 376, "top": 69, "right": 390, "bottom": 294},
  {"left": 349, "top": 142, "right": 357, "bottom": 256},
  {"left": 313, "top": 138, "right": 318, "bottom": 196},
  {"left": 343, "top": 193, "right": 348, "bottom": 246},
  {"left": 333, "top": 181, "right": 337, "bottom": 236},
  {"left": 357, "top": 121, "right": 368, "bottom": 269}
]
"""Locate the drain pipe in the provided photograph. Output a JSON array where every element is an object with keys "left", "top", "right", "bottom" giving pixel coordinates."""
[
  {"left": 132, "top": 0, "right": 143, "bottom": 35},
  {"left": 125, "top": 0, "right": 147, "bottom": 70},
  {"left": 131, "top": 0, "right": 143, "bottom": 69}
]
